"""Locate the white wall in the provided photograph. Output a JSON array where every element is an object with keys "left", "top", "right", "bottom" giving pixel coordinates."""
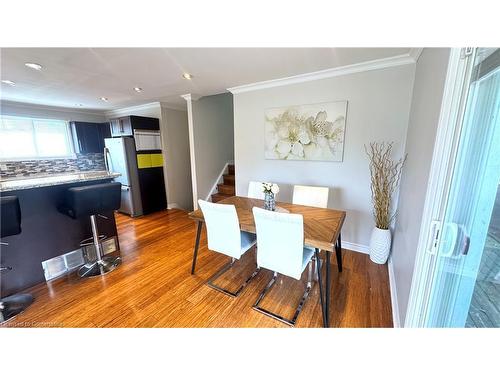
[
  {"left": 190, "top": 93, "right": 234, "bottom": 203},
  {"left": 233, "top": 64, "right": 415, "bottom": 249},
  {"left": 160, "top": 104, "right": 193, "bottom": 210},
  {"left": 1, "top": 100, "right": 107, "bottom": 122},
  {"left": 391, "top": 48, "right": 451, "bottom": 324}
]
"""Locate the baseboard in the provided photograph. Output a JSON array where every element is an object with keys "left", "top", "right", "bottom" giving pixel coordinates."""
[
  {"left": 167, "top": 203, "right": 179, "bottom": 209},
  {"left": 388, "top": 256, "right": 401, "bottom": 328},
  {"left": 342, "top": 241, "right": 369, "bottom": 254}
]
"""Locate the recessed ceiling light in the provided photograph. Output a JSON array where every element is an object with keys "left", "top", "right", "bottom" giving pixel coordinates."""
[
  {"left": 100, "top": 97, "right": 108, "bottom": 102},
  {"left": 25, "top": 62, "right": 43, "bottom": 71},
  {"left": 1, "top": 80, "right": 16, "bottom": 86},
  {"left": 133, "top": 87, "right": 143, "bottom": 93},
  {"left": 182, "top": 73, "right": 193, "bottom": 80}
]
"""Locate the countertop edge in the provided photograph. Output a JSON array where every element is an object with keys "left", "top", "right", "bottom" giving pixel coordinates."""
[{"left": 0, "top": 173, "right": 121, "bottom": 193}]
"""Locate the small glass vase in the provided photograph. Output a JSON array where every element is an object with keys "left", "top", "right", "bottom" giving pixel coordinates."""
[{"left": 264, "top": 191, "right": 276, "bottom": 211}]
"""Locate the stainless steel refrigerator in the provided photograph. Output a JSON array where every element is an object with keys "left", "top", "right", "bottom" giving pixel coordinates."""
[{"left": 104, "top": 137, "right": 143, "bottom": 217}]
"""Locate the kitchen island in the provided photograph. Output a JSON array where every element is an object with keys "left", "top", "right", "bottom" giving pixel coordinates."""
[{"left": 0, "top": 171, "right": 121, "bottom": 296}]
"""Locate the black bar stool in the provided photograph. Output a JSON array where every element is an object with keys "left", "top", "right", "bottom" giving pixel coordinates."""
[
  {"left": 58, "top": 182, "right": 122, "bottom": 277},
  {"left": 0, "top": 196, "right": 34, "bottom": 324}
]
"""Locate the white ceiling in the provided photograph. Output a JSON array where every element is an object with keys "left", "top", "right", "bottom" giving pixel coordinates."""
[{"left": 0, "top": 48, "right": 410, "bottom": 111}]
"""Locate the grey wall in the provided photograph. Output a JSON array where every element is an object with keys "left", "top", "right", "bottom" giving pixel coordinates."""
[
  {"left": 392, "top": 48, "right": 451, "bottom": 324},
  {"left": 233, "top": 65, "right": 415, "bottom": 248},
  {"left": 191, "top": 93, "right": 234, "bottom": 202},
  {"left": 161, "top": 105, "right": 193, "bottom": 210}
]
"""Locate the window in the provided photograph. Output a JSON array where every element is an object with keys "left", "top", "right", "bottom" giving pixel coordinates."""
[{"left": 0, "top": 116, "right": 75, "bottom": 160}]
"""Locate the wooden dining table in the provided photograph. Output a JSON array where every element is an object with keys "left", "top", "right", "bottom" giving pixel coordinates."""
[{"left": 188, "top": 196, "right": 346, "bottom": 327}]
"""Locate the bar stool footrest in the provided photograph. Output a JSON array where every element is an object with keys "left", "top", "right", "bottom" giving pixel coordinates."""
[{"left": 80, "top": 234, "right": 107, "bottom": 247}]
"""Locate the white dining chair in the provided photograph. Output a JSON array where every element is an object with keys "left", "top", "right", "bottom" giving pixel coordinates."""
[
  {"left": 247, "top": 181, "right": 265, "bottom": 199},
  {"left": 198, "top": 199, "right": 260, "bottom": 297},
  {"left": 251, "top": 207, "right": 316, "bottom": 326},
  {"left": 292, "top": 185, "right": 329, "bottom": 208}
]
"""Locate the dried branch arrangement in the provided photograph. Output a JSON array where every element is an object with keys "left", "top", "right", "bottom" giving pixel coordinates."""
[{"left": 365, "top": 142, "right": 407, "bottom": 230}]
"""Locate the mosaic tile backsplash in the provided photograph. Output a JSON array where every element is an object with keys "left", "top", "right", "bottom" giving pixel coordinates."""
[{"left": 0, "top": 153, "right": 106, "bottom": 179}]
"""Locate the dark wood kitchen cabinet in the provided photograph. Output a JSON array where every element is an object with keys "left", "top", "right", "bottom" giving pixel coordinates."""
[
  {"left": 71, "top": 122, "right": 111, "bottom": 154},
  {"left": 109, "top": 115, "right": 159, "bottom": 137}
]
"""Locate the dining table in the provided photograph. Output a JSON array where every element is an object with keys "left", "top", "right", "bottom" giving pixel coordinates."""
[{"left": 188, "top": 196, "right": 346, "bottom": 327}]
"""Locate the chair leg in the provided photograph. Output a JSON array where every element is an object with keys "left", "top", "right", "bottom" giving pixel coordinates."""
[
  {"left": 253, "top": 265, "right": 313, "bottom": 327},
  {"left": 207, "top": 257, "right": 260, "bottom": 297},
  {"left": 315, "top": 249, "right": 327, "bottom": 327}
]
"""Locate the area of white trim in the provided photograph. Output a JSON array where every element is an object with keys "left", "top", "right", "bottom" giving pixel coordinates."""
[
  {"left": 180, "top": 94, "right": 202, "bottom": 101},
  {"left": 206, "top": 162, "right": 230, "bottom": 201},
  {"left": 182, "top": 94, "right": 199, "bottom": 210},
  {"left": 167, "top": 203, "right": 179, "bottom": 209},
  {"left": 227, "top": 52, "right": 417, "bottom": 94},
  {"left": 409, "top": 48, "right": 424, "bottom": 63},
  {"left": 104, "top": 102, "right": 161, "bottom": 118},
  {"left": 405, "top": 48, "right": 474, "bottom": 327},
  {"left": 388, "top": 256, "right": 401, "bottom": 327},
  {"left": 342, "top": 241, "right": 369, "bottom": 254},
  {"left": 0, "top": 99, "right": 105, "bottom": 117}
]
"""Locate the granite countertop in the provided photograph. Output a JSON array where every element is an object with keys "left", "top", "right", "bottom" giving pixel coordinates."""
[{"left": 0, "top": 171, "right": 121, "bottom": 192}]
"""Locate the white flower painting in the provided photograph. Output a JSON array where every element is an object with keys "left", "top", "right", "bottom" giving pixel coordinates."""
[{"left": 265, "top": 101, "right": 347, "bottom": 161}]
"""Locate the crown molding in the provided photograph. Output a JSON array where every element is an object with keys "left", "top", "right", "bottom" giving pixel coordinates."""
[
  {"left": 0, "top": 100, "right": 106, "bottom": 116},
  {"left": 409, "top": 48, "right": 424, "bottom": 62},
  {"left": 181, "top": 93, "right": 202, "bottom": 101},
  {"left": 103, "top": 101, "right": 161, "bottom": 117},
  {"left": 227, "top": 52, "right": 418, "bottom": 94}
]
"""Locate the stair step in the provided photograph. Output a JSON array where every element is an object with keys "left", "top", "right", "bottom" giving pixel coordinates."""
[
  {"left": 211, "top": 193, "right": 232, "bottom": 203},
  {"left": 228, "top": 164, "right": 235, "bottom": 175},
  {"left": 218, "top": 184, "right": 235, "bottom": 195},
  {"left": 223, "top": 174, "right": 235, "bottom": 185}
]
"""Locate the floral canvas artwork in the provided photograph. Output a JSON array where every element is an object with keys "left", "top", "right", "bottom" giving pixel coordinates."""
[{"left": 265, "top": 101, "right": 347, "bottom": 161}]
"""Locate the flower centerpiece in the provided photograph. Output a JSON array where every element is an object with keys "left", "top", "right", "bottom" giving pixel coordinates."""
[
  {"left": 365, "top": 142, "right": 407, "bottom": 264},
  {"left": 262, "top": 182, "right": 279, "bottom": 211}
]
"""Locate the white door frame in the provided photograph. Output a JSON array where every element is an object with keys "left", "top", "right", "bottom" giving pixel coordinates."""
[
  {"left": 405, "top": 48, "right": 477, "bottom": 327},
  {"left": 181, "top": 93, "right": 201, "bottom": 210}
]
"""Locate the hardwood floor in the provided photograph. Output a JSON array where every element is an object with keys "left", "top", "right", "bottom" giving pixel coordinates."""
[{"left": 2, "top": 209, "right": 393, "bottom": 328}]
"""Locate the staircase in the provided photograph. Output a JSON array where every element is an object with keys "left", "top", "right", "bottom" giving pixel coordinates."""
[{"left": 211, "top": 164, "right": 235, "bottom": 203}]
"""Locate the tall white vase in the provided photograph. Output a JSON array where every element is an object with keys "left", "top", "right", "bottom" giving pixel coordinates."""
[{"left": 369, "top": 227, "right": 392, "bottom": 264}]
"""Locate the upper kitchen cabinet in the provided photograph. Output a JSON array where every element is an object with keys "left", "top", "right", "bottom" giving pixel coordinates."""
[
  {"left": 110, "top": 117, "right": 133, "bottom": 137},
  {"left": 71, "top": 122, "right": 111, "bottom": 154},
  {"left": 109, "top": 115, "right": 159, "bottom": 137}
]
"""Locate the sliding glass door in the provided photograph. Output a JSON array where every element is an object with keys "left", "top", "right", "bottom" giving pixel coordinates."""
[{"left": 424, "top": 48, "right": 500, "bottom": 327}]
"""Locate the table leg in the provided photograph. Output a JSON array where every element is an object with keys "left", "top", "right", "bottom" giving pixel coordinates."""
[
  {"left": 335, "top": 232, "right": 343, "bottom": 272},
  {"left": 315, "top": 248, "right": 327, "bottom": 328},
  {"left": 325, "top": 250, "right": 331, "bottom": 327},
  {"left": 190, "top": 222, "right": 203, "bottom": 275}
]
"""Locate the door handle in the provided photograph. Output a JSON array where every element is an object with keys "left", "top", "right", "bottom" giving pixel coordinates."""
[
  {"left": 104, "top": 147, "right": 111, "bottom": 173},
  {"left": 439, "top": 222, "right": 459, "bottom": 257},
  {"left": 426, "top": 220, "right": 441, "bottom": 255},
  {"left": 461, "top": 235, "right": 471, "bottom": 255}
]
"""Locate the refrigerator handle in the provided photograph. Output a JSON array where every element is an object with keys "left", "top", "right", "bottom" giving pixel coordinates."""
[{"left": 104, "top": 147, "right": 111, "bottom": 173}]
